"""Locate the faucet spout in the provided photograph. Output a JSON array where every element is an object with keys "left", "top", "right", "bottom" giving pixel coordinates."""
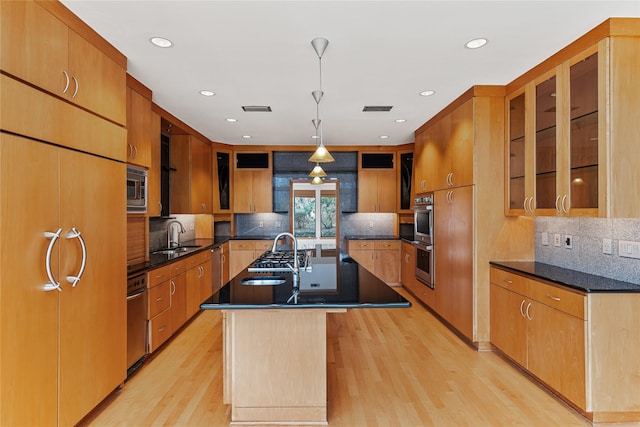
[
  {"left": 272, "top": 232, "right": 299, "bottom": 288},
  {"left": 167, "top": 220, "right": 186, "bottom": 248}
]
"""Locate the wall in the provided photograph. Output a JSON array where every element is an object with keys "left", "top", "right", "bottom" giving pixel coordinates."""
[
  {"left": 149, "top": 214, "right": 197, "bottom": 251},
  {"left": 535, "top": 217, "right": 640, "bottom": 283}
]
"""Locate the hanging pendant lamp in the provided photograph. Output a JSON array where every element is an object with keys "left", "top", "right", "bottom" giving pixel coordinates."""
[{"left": 309, "top": 37, "right": 335, "bottom": 164}]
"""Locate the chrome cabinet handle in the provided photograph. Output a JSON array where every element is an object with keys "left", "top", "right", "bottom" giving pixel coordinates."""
[
  {"left": 62, "top": 71, "right": 70, "bottom": 94},
  {"left": 528, "top": 197, "right": 535, "bottom": 213},
  {"left": 546, "top": 294, "right": 561, "bottom": 301},
  {"left": 525, "top": 302, "right": 533, "bottom": 320},
  {"left": 127, "top": 144, "right": 133, "bottom": 159},
  {"left": 503, "top": 279, "right": 513, "bottom": 284},
  {"left": 71, "top": 75, "right": 79, "bottom": 98},
  {"left": 44, "top": 229, "right": 63, "bottom": 292},
  {"left": 171, "top": 280, "right": 176, "bottom": 295},
  {"left": 65, "top": 228, "right": 87, "bottom": 287},
  {"left": 523, "top": 198, "right": 528, "bottom": 213},
  {"left": 555, "top": 195, "right": 561, "bottom": 214},
  {"left": 561, "top": 194, "right": 569, "bottom": 214},
  {"left": 133, "top": 145, "right": 138, "bottom": 159},
  {"left": 519, "top": 300, "right": 526, "bottom": 317}
]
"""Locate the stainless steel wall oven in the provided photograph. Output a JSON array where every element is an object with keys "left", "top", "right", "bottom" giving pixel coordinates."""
[{"left": 413, "top": 193, "right": 434, "bottom": 288}]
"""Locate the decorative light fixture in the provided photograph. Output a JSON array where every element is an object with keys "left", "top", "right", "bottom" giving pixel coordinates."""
[
  {"left": 309, "top": 37, "right": 335, "bottom": 164},
  {"left": 310, "top": 176, "right": 324, "bottom": 185},
  {"left": 309, "top": 163, "right": 327, "bottom": 178}
]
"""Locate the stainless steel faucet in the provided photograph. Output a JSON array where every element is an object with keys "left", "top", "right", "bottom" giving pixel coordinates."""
[
  {"left": 272, "top": 232, "right": 300, "bottom": 303},
  {"left": 167, "top": 220, "right": 186, "bottom": 248}
]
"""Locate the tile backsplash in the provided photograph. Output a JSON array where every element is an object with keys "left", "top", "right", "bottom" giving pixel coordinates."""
[
  {"left": 535, "top": 217, "right": 640, "bottom": 283},
  {"left": 149, "top": 215, "right": 197, "bottom": 251}
]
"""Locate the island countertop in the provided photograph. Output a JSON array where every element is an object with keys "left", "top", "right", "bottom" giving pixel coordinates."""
[{"left": 201, "top": 247, "right": 411, "bottom": 309}]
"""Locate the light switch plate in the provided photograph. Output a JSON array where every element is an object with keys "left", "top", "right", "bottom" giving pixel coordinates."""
[
  {"left": 619, "top": 240, "right": 640, "bottom": 259},
  {"left": 541, "top": 232, "right": 549, "bottom": 246}
]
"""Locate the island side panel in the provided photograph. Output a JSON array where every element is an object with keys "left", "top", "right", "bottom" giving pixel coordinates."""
[{"left": 224, "top": 309, "right": 344, "bottom": 424}]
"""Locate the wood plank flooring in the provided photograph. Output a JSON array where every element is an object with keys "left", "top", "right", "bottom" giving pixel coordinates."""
[{"left": 80, "top": 288, "right": 602, "bottom": 426}]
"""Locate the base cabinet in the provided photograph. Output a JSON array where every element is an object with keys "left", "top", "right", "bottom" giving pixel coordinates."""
[
  {"left": 229, "top": 240, "right": 272, "bottom": 280},
  {"left": 347, "top": 240, "right": 400, "bottom": 285},
  {"left": 490, "top": 266, "right": 640, "bottom": 422},
  {"left": 186, "top": 252, "right": 212, "bottom": 318}
]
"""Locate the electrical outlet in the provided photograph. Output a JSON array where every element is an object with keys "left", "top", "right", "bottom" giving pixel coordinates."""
[
  {"left": 541, "top": 232, "right": 549, "bottom": 246},
  {"left": 602, "top": 238, "right": 613, "bottom": 255},
  {"left": 189, "top": 223, "right": 195, "bottom": 231},
  {"left": 553, "top": 233, "right": 561, "bottom": 247},
  {"left": 368, "top": 221, "right": 374, "bottom": 229},
  {"left": 275, "top": 221, "right": 282, "bottom": 228},
  {"left": 564, "top": 235, "right": 572, "bottom": 249},
  {"left": 259, "top": 221, "right": 264, "bottom": 228}
]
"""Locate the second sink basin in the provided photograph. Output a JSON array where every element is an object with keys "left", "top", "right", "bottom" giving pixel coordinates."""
[
  {"left": 152, "top": 245, "right": 201, "bottom": 255},
  {"left": 241, "top": 276, "right": 287, "bottom": 286}
]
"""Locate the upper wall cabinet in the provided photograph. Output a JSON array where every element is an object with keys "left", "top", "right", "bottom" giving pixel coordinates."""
[
  {"left": 233, "top": 152, "right": 272, "bottom": 213},
  {"left": 0, "top": 1, "right": 126, "bottom": 126},
  {"left": 126, "top": 78, "right": 153, "bottom": 168},
  {"left": 213, "top": 149, "right": 232, "bottom": 213},
  {"left": 414, "top": 98, "right": 474, "bottom": 193},
  {"left": 505, "top": 19, "right": 640, "bottom": 217},
  {"left": 170, "top": 134, "right": 212, "bottom": 214},
  {"left": 358, "top": 152, "right": 397, "bottom": 213}
]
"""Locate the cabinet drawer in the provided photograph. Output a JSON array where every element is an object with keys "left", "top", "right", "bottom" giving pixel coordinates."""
[
  {"left": 375, "top": 240, "right": 400, "bottom": 250},
  {"left": 350, "top": 240, "right": 374, "bottom": 250},
  {"left": 528, "top": 281, "right": 586, "bottom": 320},
  {"left": 148, "top": 264, "right": 172, "bottom": 288},
  {"left": 148, "top": 309, "right": 172, "bottom": 352},
  {"left": 148, "top": 280, "right": 171, "bottom": 318},
  {"left": 490, "top": 267, "right": 528, "bottom": 295},
  {"left": 168, "top": 259, "right": 186, "bottom": 276},
  {"left": 230, "top": 240, "right": 255, "bottom": 251},
  {"left": 255, "top": 241, "right": 272, "bottom": 251}
]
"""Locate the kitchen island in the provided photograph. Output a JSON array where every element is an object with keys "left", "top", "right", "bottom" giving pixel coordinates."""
[{"left": 201, "top": 247, "right": 410, "bottom": 425}]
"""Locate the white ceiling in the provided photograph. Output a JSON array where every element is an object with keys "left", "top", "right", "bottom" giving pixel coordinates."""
[{"left": 61, "top": 1, "right": 639, "bottom": 147}]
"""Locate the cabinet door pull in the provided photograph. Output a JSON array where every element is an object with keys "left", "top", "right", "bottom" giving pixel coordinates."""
[
  {"left": 519, "top": 300, "right": 526, "bottom": 317},
  {"left": 503, "top": 279, "right": 513, "bottom": 284},
  {"left": 71, "top": 75, "right": 79, "bottom": 98},
  {"left": 528, "top": 197, "right": 535, "bottom": 213},
  {"left": 561, "top": 194, "right": 569, "bottom": 214},
  {"left": 546, "top": 294, "right": 561, "bottom": 301},
  {"left": 133, "top": 145, "right": 138, "bottom": 159},
  {"left": 43, "top": 229, "right": 63, "bottom": 292},
  {"left": 62, "top": 70, "right": 70, "bottom": 94},
  {"left": 171, "top": 280, "right": 176, "bottom": 295},
  {"left": 156, "top": 297, "right": 164, "bottom": 302},
  {"left": 555, "top": 195, "right": 561, "bottom": 213},
  {"left": 525, "top": 302, "right": 533, "bottom": 320},
  {"left": 65, "top": 228, "right": 87, "bottom": 287}
]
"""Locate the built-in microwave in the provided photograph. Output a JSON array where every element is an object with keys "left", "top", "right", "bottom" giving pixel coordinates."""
[
  {"left": 127, "top": 165, "right": 147, "bottom": 213},
  {"left": 413, "top": 193, "right": 433, "bottom": 245}
]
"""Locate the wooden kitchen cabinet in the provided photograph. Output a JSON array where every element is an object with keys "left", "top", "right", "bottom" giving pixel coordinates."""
[
  {"left": 348, "top": 240, "right": 400, "bottom": 285},
  {"left": 0, "top": 133, "right": 126, "bottom": 427},
  {"left": 413, "top": 99, "right": 473, "bottom": 193},
  {"left": 170, "top": 272, "right": 188, "bottom": 333},
  {"left": 0, "top": 0, "right": 126, "bottom": 125},
  {"left": 434, "top": 186, "right": 473, "bottom": 338},
  {"left": 504, "top": 21, "right": 640, "bottom": 217},
  {"left": 229, "top": 240, "right": 272, "bottom": 280},
  {"left": 186, "top": 251, "right": 212, "bottom": 318},
  {"left": 127, "top": 215, "right": 147, "bottom": 265},
  {"left": 147, "top": 259, "right": 186, "bottom": 352},
  {"left": 221, "top": 241, "right": 230, "bottom": 285},
  {"left": 233, "top": 167, "right": 273, "bottom": 213},
  {"left": 358, "top": 169, "right": 397, "bottom": 213},
  {"left": 147, "top": 110, "right": 162, "bottom": 216},
  {"left": 171, "top": 134, "right": 213, "bottom": 214},
  {"left": 213, "top": 149, "right": 232, "bottom": 213},
  {"left": 490, "top": 267, "right": 586, "bottom": 410},
  {"left": 126, "top": 77, "right": 153, "bottom": 167}
]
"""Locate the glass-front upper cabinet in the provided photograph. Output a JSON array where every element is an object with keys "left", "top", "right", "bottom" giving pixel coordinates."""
[
  {"left": 568, "top": 51, "right": 599, "bottom": 213},
  {"left": 506, "top": 90, "right": 527, "bottom": 214},
  {"left": 534, "top": 73, "right": 558, "bottom": 214}
]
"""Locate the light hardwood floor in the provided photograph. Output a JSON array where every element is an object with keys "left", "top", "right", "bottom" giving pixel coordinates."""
[{"left": 80, "top": 288, "right": 605, "bottom": 427}]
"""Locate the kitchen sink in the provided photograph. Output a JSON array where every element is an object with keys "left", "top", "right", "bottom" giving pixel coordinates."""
[
  {"left": 151, "top": 245, "right": 201, "bottom": 255},
  {"left": 240, "top": 276, "right": 287, "bottom": 286}
]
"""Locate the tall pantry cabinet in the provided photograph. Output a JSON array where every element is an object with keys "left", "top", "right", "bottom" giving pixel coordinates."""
[
  {"left": 412, "top": 87, "right": 534, "bottom": 345},
  {"left": 0, "top": 1, "right": 127, "bottom": 425}
]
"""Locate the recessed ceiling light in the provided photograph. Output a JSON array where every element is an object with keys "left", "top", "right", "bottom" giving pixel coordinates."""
[
  {"left": 150, "top": 36, "right": 173, "bottom": 48},
  {"left": 419, "top": 90, "right": 435, "bottom": 97},
  {"left": 465, "top": 38, "right": 488, "bottom": 49},
  {"left": 379, "top": 135, "right": 389, "bottom": 139},
  {"left": 199, "top": 90, "right": 215, "bottom": 97},
  {"left": 311, "top": 135, "right": 320, "bottom": 139},
  {"left": 394, "top": 119, "right": 407, "bottom": 123},
  {"left": 225, "top": 118, "right": 237, "bottom": 122},
  {"left": 242, "top": 135, "right": 251, "bottom": 139}
]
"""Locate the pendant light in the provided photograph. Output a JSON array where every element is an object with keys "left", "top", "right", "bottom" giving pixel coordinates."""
[{"left": 309, "top": 37, "right": 335, "bottom": 164}]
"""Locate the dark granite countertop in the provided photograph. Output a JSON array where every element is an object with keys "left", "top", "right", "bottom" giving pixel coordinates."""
[
  {"left": 490, "top": 261, "right": 640, "bottom": 293},
  {"left": 127, "top": 238, "right": 225, "bottom": 276},
  {"left": 201, "top": 248, "right": 411, "bottom": 309}
]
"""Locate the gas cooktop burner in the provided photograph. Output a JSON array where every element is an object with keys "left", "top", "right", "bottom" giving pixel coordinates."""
[{"left": 248, "top": 250, "right": 310, "bottom": 272}]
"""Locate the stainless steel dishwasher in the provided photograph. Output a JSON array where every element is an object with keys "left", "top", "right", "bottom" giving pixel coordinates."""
[{"left": 126, "top": 273, "right": 147, "bottom": 377}]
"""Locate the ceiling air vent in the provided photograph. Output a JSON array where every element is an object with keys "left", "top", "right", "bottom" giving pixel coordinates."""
[
  {"left": 242, "top": 106, "right": 272, "bottom": 112},
  {"left": 362, "top": 105, "right": 393, "bottom": 112}
]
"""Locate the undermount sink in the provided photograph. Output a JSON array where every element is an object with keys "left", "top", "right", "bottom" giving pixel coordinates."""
[
  {"left": 152, "top": 245, "right": 200, "bottom": 255},
  {"left": 241, "top": 276, "right": 287, "bottom": 286}
]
